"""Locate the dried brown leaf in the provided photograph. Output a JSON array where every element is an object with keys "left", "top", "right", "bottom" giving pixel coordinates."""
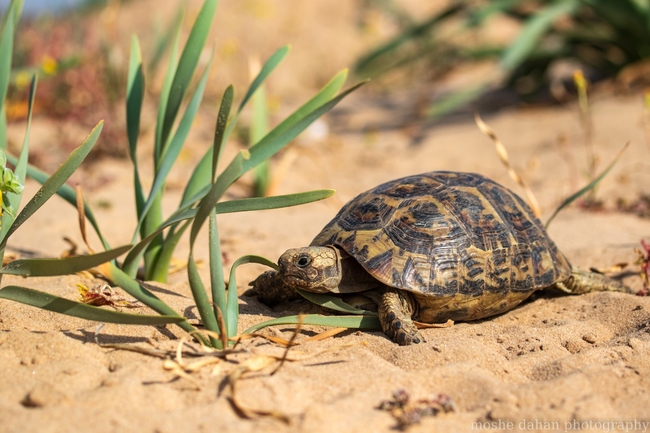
[
  {"left": 414, "top": 319, "right": 454, "bottom": 329},
  {"left": 303, "top": 327, "right": 348, "bottom": 342}
]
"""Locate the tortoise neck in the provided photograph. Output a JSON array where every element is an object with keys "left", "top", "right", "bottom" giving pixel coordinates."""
[{"left": 336, "top": 248, "right": 383, "bottom": 293}]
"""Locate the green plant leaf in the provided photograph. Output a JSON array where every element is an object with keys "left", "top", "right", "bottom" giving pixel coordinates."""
[
  {"left": 101, "top": 262, "right": 203, "bottom": 339},
  {"left": 242, "top": 314, "right": 381, "bottom": 335},
  {"left": 187, "top": 250, "right": 220, "bottom": 343},
  {"left": 428, "top": 81, "right": 491, "bottom": 118},
  {"left": 295, "top": 289, "right": 377, "bottom": 316},
  {"left": 214, "top": 189, "right": 335, "bottom": 213},
  {"left": 226, "top": 255, "right": 277, "bottom": 338},
  {"left": 237, "top": 45, "right": 290, "bottom": 114},
  {"left": 0, "top": 121, "right": 103, "bottom": 247},
  {"left": 212, "top": 85, "right": 234, "bottom": 181},
  {"left": 208, "top": 211, "right": 225, "bottom": 334},
  {"left": 180, "top": 70, "right": 351, "bottom": 212},
  {"left": 0, "top": 0, "right": 21, "bottom": 150},
  {"left": 121, "top": 208, "right": 196, "bottom": 276},
  {"left": 148, "top": 219, "right": 191, "bottom": 282},
  {"left": 243, "top": 81, "right": 366, "bottom": 174},
  {"left": 545, "top": 141, "right": 630, "bottom": 229},
  {"left": 1, "top": 74, "right": 35, "bottom": 236},
  {"left": 0, "top": 106, "right": 6, "bottom": 150},
  {"left": 500, "top": 1, "right": 580, "bottom": 72},
  {"left": 122, "top": 189, "right": 334, "bottom": 274},
  {"left": 3, "top": 155, "right": 111, "bottom": 251},
  {"left": 0, "top": 2, "right": 17, "bottom": 138},
  {"left": 251, "top": 71, "right": 270, "bottom": 196},
  {"left": 154, "top": 6, "right": 183, "bottom": 162},
  {"left": 1, "top": 244, "right": 132, "bottom": 277},
  {"left": 160, "top": 0, "right": 217, "bottom": 149},
  {"left": 133, "top": 58, "right": 213, "bottom": 242},
  {"left": 354, "top": 3, "right": 464, "bottom": 77},
  {"left": 0, "top": 285, "right": 185, "bottom": 325},
  {"left": 178, "top": 146, "right": 213, "bottom": 210},
  {"left": 189, "top": 151, "right": 248, "bottom": 244},
  {"left": 126, "top": 35, "right": 146, "bottom": 218},
  {"left": 259, "top": 69, "right": 348, "bottom": 144}
]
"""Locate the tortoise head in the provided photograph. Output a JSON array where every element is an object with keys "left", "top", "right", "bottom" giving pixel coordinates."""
[{"left": 277, "top": 246, "right": 342, "bottom": 293}]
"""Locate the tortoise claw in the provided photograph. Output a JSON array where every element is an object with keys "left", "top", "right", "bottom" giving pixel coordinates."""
[
  {"left": 386, "top": 313, "right": 424, "bottom": 345},
  {"left": 380, "top": 291, "right": 424, "bottom": 345}
]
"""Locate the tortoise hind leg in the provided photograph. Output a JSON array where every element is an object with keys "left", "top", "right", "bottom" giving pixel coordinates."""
[
  {"left": 554, "top": 267, "right": 635, "bottom": 295},
  {"left": 379, "top": 288, "right": 424, "bottom": 345}
]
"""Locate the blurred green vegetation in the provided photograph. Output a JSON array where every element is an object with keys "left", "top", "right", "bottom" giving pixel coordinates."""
[{"left": 356, "top": 0, "right": 650, "bottom": 117}]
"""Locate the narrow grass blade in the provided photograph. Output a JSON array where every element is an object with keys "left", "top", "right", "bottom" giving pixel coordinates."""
[
  {"left": 259, "top": 69, "right": 348, "bottom": 145},
  {"left": 2, "top": 0, "right": 23, "bottom": 28},
  {"left": 154, "top": 7, "right": 183, "bottom": 161},
  {"left": 1, "top": 244, "right": 132, "bottom": 277},
  {"left": 243, "top": 314, "right": 382, "bottom": 335},
  {"left": 251, "top": 69, "right": 269, "bottom": 196},
  {"left": 219, "top": 46, "right": 291, "bottom": 159},
  {"left": 545, "top": 141, "right": 630, "bottom": 229},
  {"left": 133, "top": 59, "right": 212, "bottom": 241},
  {"left": 187, "top": 251, "right": 220, "bottom": 340},
  {"left": 208, "top": 211, "right": 226, "bottom": 335},
  {"left": 126, "top": 36, "right": 146, "bottom": 217},
  {"left": 500, "top": 1, "right": 579, "bottom": 72},
  {"left": 100, "top": 262, "right": 202, "bottom": 338},
  {"left": 244, "top": 81, "right": 365, "bottom": 173},
  {"left": 124, "top": 189, "right": 335, "bottom": 273},
  {"left": 126, "top": 36, "right": 144, "bottom": 165},
  {"left": 3, "top": 155, "right": 110, "bottom": 250},
  {"left": 179, "top": 146, "right": 213, "bottom": 210},
  {"left": 227, "top": 255, "right": 276, "bottom": 338},
  {"left": 354, "top": 3, "right": 464, "bottom": 77},
  {"left": 214, "top": 189, "right": 335, "bottom": 213},
  {"left": 1, "top": 74, "right": 35, "bottom": 237},
  {"left": 296, "top": 289, "right": 377, "bottom": 316},
  {"left": 212, "top": 85, "right": 234, "bottom": 181},
  {"left": 0, "top": 121, "right": 103, "bottom": 247},
  {"left": 189, "top": 151, "right": 248, "bottom": 245},
  {"left": 0, "top": 106, "right": 6, "bottom": 150},
  {"left": 160, "top": 0, "right": 217, "bottom": 149},
  {"left": 467, "top": 0, "right": 520, "bottom": 27},
  {"left": 237, "top": 45, "right": 289, "bottom": 114},
  {"left": 184, "top": 70, "right": 350, "bottom": 210},
  {"left": 428, "top": 81, "right": 491, "bottom": 118},
  {"left": 149, "top": 219, "right": 191, "bottom": 282},
  {"left": 121, "top": 208, "right": 196, "bottom": 276},
  {"left": 0, "top": 0, "right": 20, "bottom": 150},
  {"left": 0, "top": 286, "right": 186, "bottom": 325},
  {"left": 0, "top": 2, "right": 17, "bottom": 138}
]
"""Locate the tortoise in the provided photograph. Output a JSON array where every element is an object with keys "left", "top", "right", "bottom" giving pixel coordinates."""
[{"left": 248, "top": 171, "right": 632, "bottom": 345}]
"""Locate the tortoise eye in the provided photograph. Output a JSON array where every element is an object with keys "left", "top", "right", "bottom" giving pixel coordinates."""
[{"left": 296, "top": 255, "right": 311, "bottom": 268}]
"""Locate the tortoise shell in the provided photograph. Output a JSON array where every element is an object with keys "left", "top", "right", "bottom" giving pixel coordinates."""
[{"left": 310, "top": 171, "right": 571, "bottom": 319}]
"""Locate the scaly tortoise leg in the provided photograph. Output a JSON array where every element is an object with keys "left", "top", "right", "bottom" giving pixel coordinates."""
[
  {"left": 554, "top": 267, "right": 635, "bottom": 295},
  {"left": 379, "top": 288, "right": 424, "bottom": 345}
]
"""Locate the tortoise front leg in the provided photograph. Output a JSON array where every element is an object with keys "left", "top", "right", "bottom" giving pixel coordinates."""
[{"left": 379, "top": 288, "right": 424, "bottom": 345}]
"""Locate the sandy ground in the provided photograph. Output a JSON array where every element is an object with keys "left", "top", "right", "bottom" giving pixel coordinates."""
[{"left": 2, "top": 1, "right": 650, "bottom": 432}]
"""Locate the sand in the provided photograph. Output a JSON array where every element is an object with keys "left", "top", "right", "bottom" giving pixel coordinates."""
[{"left": 1, "top": 1, "right": 650, "bottom": 432}]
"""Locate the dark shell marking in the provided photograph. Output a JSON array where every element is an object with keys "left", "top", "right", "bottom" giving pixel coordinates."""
[{"left": 311, "top": 171, "right": 572, "bottom": 321}]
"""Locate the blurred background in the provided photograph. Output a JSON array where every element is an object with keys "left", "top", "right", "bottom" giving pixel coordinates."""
[{"left": 3, "top": 0, "right": 650, "bottom": 199}]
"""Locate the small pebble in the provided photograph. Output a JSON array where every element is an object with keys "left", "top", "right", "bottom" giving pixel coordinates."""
[{"left": 582, "top": 334, "right": 597, "bottom": 344}]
